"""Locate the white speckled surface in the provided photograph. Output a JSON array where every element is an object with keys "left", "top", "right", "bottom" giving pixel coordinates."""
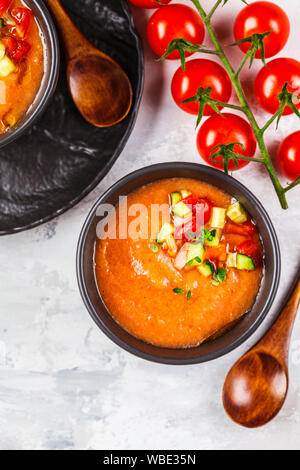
[{"left": 0, "top": 0, "right": 300, "bottom": 450}]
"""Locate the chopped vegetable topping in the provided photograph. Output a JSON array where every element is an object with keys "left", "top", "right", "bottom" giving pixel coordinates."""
[
  {"left": 227, "top": 202, "right": 248, "bottom": 224},
  {"left": 210, "top": 207, "right": 226, "bottom": 228},
  {"left": 157, "top": 188, "right": 261, "bottom": 286},
  {"left": 186, "top": 290, "right": 192, "bottom": 300}
]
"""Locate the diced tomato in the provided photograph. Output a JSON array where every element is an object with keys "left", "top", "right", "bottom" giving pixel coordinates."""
[
  {"left": 0, "top": 0, "right": 12, "bottom": 17},
  {"left": 182, "top": 195, "right": 212, "bottom": 225},
  {"left": 11, "top": 7, "right": 32, "bottom": 38},
  {"left": 237, "top": 240, "right": 262, "bottom": 267},
  {"left": 224, "top": 220, "right": 256, "bottom": 237},
  {"left": 2, "top": 36, "right": 31, "bottom": 62},
  {"left": 205, "top": 244, "right": 227, "bottom": 262},
  {"left": 175, "top": 217, "right": 199, "bottom": 242},
  {"left": 223, "top": 234, "right": 248, "bottom": 251}
]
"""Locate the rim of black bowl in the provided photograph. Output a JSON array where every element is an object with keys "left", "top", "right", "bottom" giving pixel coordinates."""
[
  {"left": 77, "top": 163, "right": 281, "bottom": 365},
  {"left": 0, "top": 0, "right": 60, "bottom": 150}
]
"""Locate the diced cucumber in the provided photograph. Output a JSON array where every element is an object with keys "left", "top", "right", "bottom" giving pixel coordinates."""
[
  {"left": 227, "top": 202, "right": 247, "bottom": 224},
  {"left": 156, "top": 223, "right": 174, "bottom": 244},
  {"left": 0, "top": 55, "right": 16, "bottom": 77},
  {"left": 226, "top": 252, "right": 237, "bottom": 268},
  {"left": 171, "top": 191, "right": 181, "bottom": 206},
  {"left": 181, "top": 190, "right": 192, "bottom": 199},
  {"left": 210, "top": 207, "right": 226, "bottom": 229},
  {"left": 236, "top": 254, "right": 255, "bottom": 271},
  {"left": 197, "top": 261, "right": 214, "bottom": 278},
  {"left": 166, "top": 236, "right": 177, "bottom": 256},
  {"left": 204, "top": 229, "right": 220, "bottom": 247},
  {"left": 172, "top": 201, "right": 192, "bottom": 218},
  {"left": 187, "top": 243, "right": 205, "bottom": 266}
]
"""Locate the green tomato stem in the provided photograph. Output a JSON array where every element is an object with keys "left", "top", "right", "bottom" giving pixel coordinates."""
[{"left": 192, "top": 0, "right": 289, "bottom": 209}]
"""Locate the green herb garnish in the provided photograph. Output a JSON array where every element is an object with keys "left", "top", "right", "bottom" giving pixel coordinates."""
[
  {"left": 0, "top": 18, "right": 5, "bottom": 28},
  {"left": 150, "top": 243, "right": 159, "bottom": 253},
  {"left": 186, "top": 290, "right": 192, "bottom": 300},
  {"left": 212, "top": 268, "right": 227, "bottom": 286},
  {"left": 187, "top": 256, "right": 202, "bottom": 266},
  {"left": 173, "top": 288, "right": 185, "bottom": 294}
]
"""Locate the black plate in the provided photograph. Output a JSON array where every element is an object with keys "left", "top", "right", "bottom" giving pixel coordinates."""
[{"left": 0, "top": 0, "right": 144, "bottom": 235}]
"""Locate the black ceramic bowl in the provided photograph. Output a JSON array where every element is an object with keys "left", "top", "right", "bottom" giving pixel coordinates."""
[
  {"left": 77, "top": 163, "right": 281, "bottom": 365},
  {"left": 0, "top": 0, "right": 59, "bottom": 149}
]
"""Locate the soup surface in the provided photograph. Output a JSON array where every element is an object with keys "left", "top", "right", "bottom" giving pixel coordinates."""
[
  {"left": 0, "top": 0, "right": 44, "bottom": 133},
  {"left": 95, "top": 178, "right": 263, "bottom": 349}
]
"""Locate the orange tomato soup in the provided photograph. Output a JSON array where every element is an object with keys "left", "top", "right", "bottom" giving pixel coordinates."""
[
  {"left": 95, "top": 178, "right": 263, "bottom": 349},
  {"left": 0, "top": 0, "right": 44, "bottom": 132}
]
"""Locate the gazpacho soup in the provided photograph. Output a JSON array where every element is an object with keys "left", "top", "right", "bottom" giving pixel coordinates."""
[
  {"left": 95, "top": 178, "right": 263, "bottom": 349},
  {"left": 0, "top": 0, "right": 44, "bottom": 133}
]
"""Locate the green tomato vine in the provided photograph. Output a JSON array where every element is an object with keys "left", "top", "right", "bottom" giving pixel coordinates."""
[{"left": 159, "top": 0, "right": 300, "bottom": 209}]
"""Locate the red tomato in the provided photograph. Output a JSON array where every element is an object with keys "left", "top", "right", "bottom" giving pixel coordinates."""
[
  {"left": 128, "top": 0, "right": 171, "bottom": 8},
  {"left": 277, "top": 131, "right": 300, "bottom": 181},
  {"left": 234, "top": 1, "right": 290, "bottom": 59},
  {"left": 11, "top": 7, "right": 32, "bottom": 38},
  {"left": 196, "top": 113, "right": 257, "bottom": 171},
  {"left": 171, "top": 59, "right": 232, "bottom": 116},
  {"left": 0, "top": 0, "right": 12, "bottom": 16},
  {"left": 255, "top": 58, "right": 300, "bottom": 115},
  {"left": 237, "top": 240, "right": 262, "bottom": 267},
  {"left": 182, "top": 195, "right": 212, "bottom": 224},
  {"left": 2, "top": 36, "right": 31, "bottom": 62},
  {"left": 175, "top": 217, "right": 198, "bottom": 242},
  {"left": 224, "top": 220, "right": 256, "bottom": 237},
  {"left": 147, "top": 4, "right": 205, "bottom": 60}
]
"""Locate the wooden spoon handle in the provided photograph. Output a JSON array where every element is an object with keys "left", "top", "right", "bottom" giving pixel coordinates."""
[
  {"left": 256, "top": 275, "right": 300, "bottom": 363},
  {"left": 45, "top": 0, "right": 98, "bottom": 61}
]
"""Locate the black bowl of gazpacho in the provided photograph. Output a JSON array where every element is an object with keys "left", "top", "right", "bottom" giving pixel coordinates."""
[
  {"left": 76, "top": 163, "right": 281, "bottom": 364},
  {"left": 0, "top": 0, "right": 59, "bottom": 148}
]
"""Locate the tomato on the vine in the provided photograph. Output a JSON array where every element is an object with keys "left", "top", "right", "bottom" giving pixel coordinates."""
[
  {"left": 277, "top": 131, "right": 300, "bottom": 181},
  {"left": 128, "top": 0, "right": 171, "bottom": 8},
  {"left": 171, "top": 59, "right": 232, "bottom": 116},
  {"left": 255, "top": 58, "right": 300, "bottom": 115},
  {"left": 234, "top": 1, "right": 290, "bottom": 59},
  {"left": 196, "top": 113, "right": 257, "bottom": 171},
  {"left": 147, "top": 4, "right": 205, "bottom": 60}
]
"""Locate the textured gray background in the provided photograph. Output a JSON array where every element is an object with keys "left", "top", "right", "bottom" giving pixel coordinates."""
[{"left": 0, "top": 0, "right": 299, "bottom": 450}]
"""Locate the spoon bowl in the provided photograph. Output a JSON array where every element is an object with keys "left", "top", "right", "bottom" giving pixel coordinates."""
[
  {"left": 46, "top": 0, "right": 133, "bottom": 127},
  {"left": 223, "top": 275, "right": 300, "bottom": 428},
  {"left": 68, "top": 55, "right": 133, "bottom": 127},
  {"left": 223, "top": 351, "right": 288, "bottom": 428}
]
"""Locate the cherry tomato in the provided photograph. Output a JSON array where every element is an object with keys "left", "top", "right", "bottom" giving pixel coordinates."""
[
  {"left": 224, "top": 220, "right": 256, "bottom": 237},
  {"left": 11, "top": 7, "right": 32, "bottom": 39},
  {"left": 171, "top": 59, "right": 232, "bottom": 116},
  {"left": 0, "top": 0, "right": 12, "bottom": 17},
  {"left": 2, "top": 36, "right": 31, "bottom": 62},
  {"left": 255, "top": 58, "right": 300, "bottom": 115},
  {"left": 237, "top": 240, "right": 262, "bottom": 267},
  {"left": 234, "top": 1, "right": 290, "bottom": 59},
  {"left": 147, "top": 4, "right": 205, "bottom": 60},
  {"left": 196, "top": 113, "right": 257, "bottom": 171},
  {"left": 277, "top": 131, "right": 300, "bottom": 181},
  {"left": 128, "top": 0, "right": 171, "bottom": 8}
]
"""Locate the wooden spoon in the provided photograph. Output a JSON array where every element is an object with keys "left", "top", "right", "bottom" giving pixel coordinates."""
[
  {"left": 45, "top": 0, "right": 133, "bottom": 127},
  {"left": 223, "top": 274, "right": 300, "bottom": 428}
]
